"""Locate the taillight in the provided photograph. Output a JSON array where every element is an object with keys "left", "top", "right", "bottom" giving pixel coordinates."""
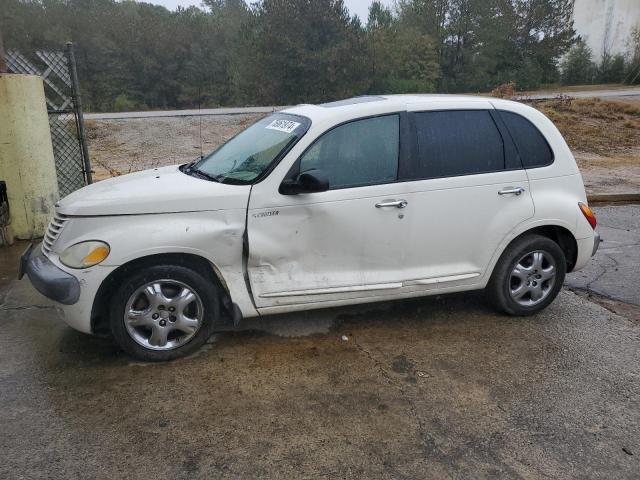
[{"left": 579, "top": 202, "right": 597, "bottom": 229}]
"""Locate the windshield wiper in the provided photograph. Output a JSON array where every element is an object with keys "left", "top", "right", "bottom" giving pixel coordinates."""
[
  {"left": 194, "top": 168, "right": 224, "bottom": 182},
  {"left": 182, "top": 162, "right": 224, "bottom": 183}
]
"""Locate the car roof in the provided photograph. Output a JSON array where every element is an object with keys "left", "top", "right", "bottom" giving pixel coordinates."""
[
  {"left": 281, "top": 94, "right": 526, "bottom": 124},
  {"left": 279, "top": 94, "right": 577, "bottom": 179}
]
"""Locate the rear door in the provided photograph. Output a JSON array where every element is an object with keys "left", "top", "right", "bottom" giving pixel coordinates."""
[{"left": 400, "top": 105, "right": 535, "bottom": 290}]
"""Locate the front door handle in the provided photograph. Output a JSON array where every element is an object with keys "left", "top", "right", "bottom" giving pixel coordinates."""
[
  {"left": 375, "top": 199, "right": 408, "bottom": 209},
  {"left": 498, "top": 187, "right": 525, "bottom": 196}
]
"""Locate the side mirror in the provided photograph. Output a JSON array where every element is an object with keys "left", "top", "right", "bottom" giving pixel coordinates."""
[{"left": 280, "top": 169, "right": 330, "bottom": 195}]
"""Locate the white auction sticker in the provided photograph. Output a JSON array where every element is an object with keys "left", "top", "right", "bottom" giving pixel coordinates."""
[{"left": 265, "top": 119, "right": 301, "bottom": 134}]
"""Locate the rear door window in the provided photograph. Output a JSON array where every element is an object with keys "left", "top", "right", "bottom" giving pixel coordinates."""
[
  {"left": 498, "top": 110, "right": 554, "bottom": 168},
  {"left": 402, "top": 110, "right": 506, "bottom": 180}
]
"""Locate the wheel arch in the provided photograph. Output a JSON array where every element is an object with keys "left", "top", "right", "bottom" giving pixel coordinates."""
[
  {"left": 90, "top": 253, "right": 232, "bottom": 336},
  {"left": 493, "top": 224, "right": 578, "bottom": 279}
]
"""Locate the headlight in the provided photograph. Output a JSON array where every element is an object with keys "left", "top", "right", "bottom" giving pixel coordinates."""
[{"left": 59, "top": 241, "right": 110, "bottom": 269}]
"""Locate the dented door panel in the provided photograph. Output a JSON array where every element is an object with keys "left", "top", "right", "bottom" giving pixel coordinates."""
[{"left": 247, "top": 184, "right": 410, "bottom": 308}]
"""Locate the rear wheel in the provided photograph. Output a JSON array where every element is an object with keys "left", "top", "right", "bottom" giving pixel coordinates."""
[
  {"left": 110, "top": 264, "right": 219, "bottom": 361},
  {"left": 488, "top": 234, "right": 566, "bottom": 316}
]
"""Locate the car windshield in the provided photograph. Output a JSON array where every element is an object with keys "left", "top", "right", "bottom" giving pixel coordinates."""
[{"left": 192, "top": 113, "right": 311, "bottom": 184}]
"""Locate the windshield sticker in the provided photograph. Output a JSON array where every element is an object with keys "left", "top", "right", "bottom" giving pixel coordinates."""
[{"left": 266, "top": 119, "right": 301, "bottom": 134}]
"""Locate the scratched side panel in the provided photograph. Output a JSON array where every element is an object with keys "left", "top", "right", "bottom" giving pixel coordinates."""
[
  {"left": 248, "top": 202, "right": 366, "bottom": 295},
  {"left": 56, "top": 210, "right": 258, "bottom": 318},
  {"left": 247, "top": 187, "right": 410, "bottom": 308}
]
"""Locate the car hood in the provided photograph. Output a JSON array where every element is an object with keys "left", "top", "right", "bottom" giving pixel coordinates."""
[{"left": 57, "top": 165, "right": 251, "bottom": 216}]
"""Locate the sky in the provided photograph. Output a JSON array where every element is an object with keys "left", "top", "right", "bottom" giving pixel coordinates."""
[{"left": 148, "top": 0, "right": 395, "bottom": 22}]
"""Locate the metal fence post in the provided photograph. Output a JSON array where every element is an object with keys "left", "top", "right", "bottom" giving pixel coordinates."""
[
  {"left": 65, "top": 42, "right": 92, "bottom": 184},
  {"left": 0, "top": 31, "right": 7, "bottom": 73}
]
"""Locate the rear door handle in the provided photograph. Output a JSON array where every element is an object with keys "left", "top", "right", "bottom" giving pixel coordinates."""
[
  {"left": 498, "top": 187, "right": 525, "bottom": 196},
  {"left": 375, "top": 199, "right": 408, "bottom": 209}
]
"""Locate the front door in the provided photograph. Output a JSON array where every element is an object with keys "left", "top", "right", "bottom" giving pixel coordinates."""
[{"left": 247, "top": 114, "right": 411, "bottom": 309}]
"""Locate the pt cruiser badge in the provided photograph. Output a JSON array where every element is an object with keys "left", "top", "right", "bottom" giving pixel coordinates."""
[{"left": 253, "top": 210, "right": 280, "bottom": 218}]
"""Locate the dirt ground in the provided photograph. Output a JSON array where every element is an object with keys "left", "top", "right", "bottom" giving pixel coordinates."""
[
  {"left": 85, "top": 96, "right": 640, "bottom": 194},
  {"left": 86, "top": 114, "right": 263, "bottom": 181},
  {"left": 3, "top": 203, "right": 640, "bottom": 479},
  {"left": 532, "top": 96, "right": 640, "bottom": 194}
]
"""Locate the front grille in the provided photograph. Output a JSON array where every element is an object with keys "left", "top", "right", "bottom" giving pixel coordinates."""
[{"left": 42, "top": 211, "right": 69, "bottom": 255}]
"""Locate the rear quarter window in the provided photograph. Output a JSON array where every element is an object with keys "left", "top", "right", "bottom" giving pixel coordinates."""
[{"left": 498, "top": 110, "right": 554, "bottom": 168}]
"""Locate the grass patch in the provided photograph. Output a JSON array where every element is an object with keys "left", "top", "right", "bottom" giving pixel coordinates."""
[{"left": 527, "top": 97, "right": 640, "bottom": 156}]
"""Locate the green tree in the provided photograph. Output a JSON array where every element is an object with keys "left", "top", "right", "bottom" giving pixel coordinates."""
[
  {"left": 398, "top": 0, "right": 575, "bottom": 92},
  {"left": 597, "top": 54, "right": 626, "bottom": 83},
  {"left": 234, "top": 0, "right": 368, "bottom": 104},
  {"left": 0, "top": 0, "right": 581, "bottom": 110},
  {"left": 561, "top": 38, "right": 596, "bottom": 85},
  {"left": 366, "top": 1, "right": 395, "bottom": 92},
  {"left": 397, "top": 0, "right": 448, "bottom": 60},
  {"left": 366, "top": 2, "right": 439, "bottom": 93},
  {"left": 626, "top": 28, "right": 640, "bottom": 85}
]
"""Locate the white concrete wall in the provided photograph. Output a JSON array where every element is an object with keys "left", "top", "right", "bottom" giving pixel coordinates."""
[{"left": 573, "top": 0, "right": 640, "bottom": 60}]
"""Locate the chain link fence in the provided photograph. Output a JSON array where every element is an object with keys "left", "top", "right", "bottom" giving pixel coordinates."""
[{"left": 5, "top": 44, "right": 92, "bottom": 197}]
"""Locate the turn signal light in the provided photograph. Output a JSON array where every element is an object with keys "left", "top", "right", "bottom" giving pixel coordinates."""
[
  {"left": 579, "top": 202, "right": 597, "bottom": 230},
  {"left": 83, "top": 246, "right": 110, "bottom": 265},
  {"left": 60, "top": 241, "right": 111, "bottom": 269}
]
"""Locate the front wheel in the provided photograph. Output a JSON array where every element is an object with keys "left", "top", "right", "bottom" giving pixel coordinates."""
[
  {"left": 487, "top": 234, "right": 566, "bottom": 316},
  {"left": 110, "top": 264, "right": 220, "bottom": 361}
]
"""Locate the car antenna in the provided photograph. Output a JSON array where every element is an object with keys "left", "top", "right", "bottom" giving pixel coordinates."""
[{"left": 198, "top": 81, "right": 204, "bottom": 160}]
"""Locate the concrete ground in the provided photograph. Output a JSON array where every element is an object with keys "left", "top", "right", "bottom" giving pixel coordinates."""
[
  {"left": 1, "top": 207, "right": 639, "bottom": 479},
  {"left": 566, "top": 205, "right": 640, "bottom": 306}
]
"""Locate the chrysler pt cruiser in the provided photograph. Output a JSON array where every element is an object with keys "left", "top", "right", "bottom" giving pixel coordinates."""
[{"left": 21, "top": 95, "right": 600, "bottom": 361}]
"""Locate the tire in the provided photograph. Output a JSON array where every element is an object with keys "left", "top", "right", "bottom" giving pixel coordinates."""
[
  {"left": 487, "top": 234, "right": 566, "bottom": 316},
  {"left": 109, "top": 264, "right": 220, "bottom": 361}
]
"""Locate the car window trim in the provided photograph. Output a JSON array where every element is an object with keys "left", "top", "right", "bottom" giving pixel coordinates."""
[
  {"left": 398, "top": 108, "right": 524, "bottom": 182},
  {"left": 249, "top": 113, "right": 313, "bottom": 185},
  {"left": 283, "top": 111, "right": 407, "bottom": 191},
  {"left": 496, "top": 109, "right": 555, "bottom": 169},
  {"left": 489, "top": 109, "right": 523, "bottom": 170}
]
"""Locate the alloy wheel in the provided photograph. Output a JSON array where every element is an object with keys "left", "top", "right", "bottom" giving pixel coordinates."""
[
  {"left": 124, "top": 280, "right": 204, "bottom": 351},
  {"left": 509, "top": 250, "right": 557, "bottom": 307}
]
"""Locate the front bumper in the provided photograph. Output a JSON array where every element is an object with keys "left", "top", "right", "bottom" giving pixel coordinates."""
[{"left": 19, "top": 243, "right": 80, "bottom": 305}]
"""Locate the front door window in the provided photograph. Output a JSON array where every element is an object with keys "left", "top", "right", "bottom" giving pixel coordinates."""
[{"left": 299, "top": 114, "right": 400, "bottom": 189}]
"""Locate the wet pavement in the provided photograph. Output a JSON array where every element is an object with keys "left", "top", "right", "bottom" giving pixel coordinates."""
[
  {"left": 0, "top": 240, "right": 27, "bottom": 290},
  {"left": 566, "top": 205, "right": 640, "bottom": 306},
  {"left": 1, "top": 207, "right": 639, "bottom": 479}
]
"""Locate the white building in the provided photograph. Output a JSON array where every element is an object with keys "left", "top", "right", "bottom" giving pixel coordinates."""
[{"left": 572, "top": 0, "right": 640, "bottom": 60}]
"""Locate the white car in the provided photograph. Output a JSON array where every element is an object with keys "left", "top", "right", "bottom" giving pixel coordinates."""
[{"left": 21, "top": 95, "right": 600, "bottom": 361}]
